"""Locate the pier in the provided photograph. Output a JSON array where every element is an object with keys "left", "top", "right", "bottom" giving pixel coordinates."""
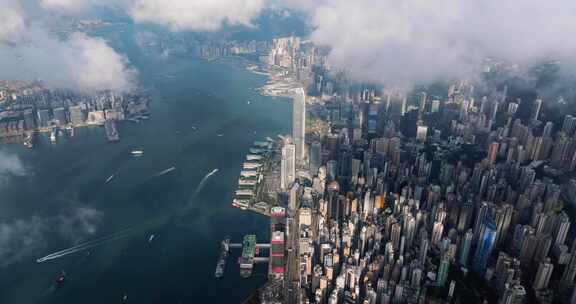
[
  {"left": 229, "top": 243, "right": 270, "bottom": 249},
  {"left": 214, "top": 236, "right": 272, "bottom": 279}
]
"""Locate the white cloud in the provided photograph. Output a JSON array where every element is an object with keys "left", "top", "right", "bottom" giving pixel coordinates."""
[
  {"left": 0, "top": 205, "right": 103, "bottom": 267},
  {"left": 299, "top": 0, "right": 576, "bottom": 87},
  {"left": 129, "top": 0, "right": 265, "bottom": 31},
  {"left": 39, "top": 0, "right": 121, "bottom": 13},
  {"left": 7, "top": 0, "right": 576, "bottom": 90},
  {"left": 0, "top": 29, "right": 137, "bottom": 92},
  {"left": 0, "top": 0, "right": 137, "bottom": 92},
  {"left": 0, "top": 150, "right": 27, "bottom": 185},
  {"left": 0, "top": 0, "right": 26, "bottom": 42},
  {"left": 40, "top": 0, "right": 92, "bottom": 11}
]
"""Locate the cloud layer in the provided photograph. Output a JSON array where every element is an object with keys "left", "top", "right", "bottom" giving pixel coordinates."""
[
  {"left": 299, "top": 0, "right": 576, "bottom": 86},
  {"left": 129, "top": 0, "right": 266, "bottom": 31},
  {"left": 0, "top": 150, "right": 27, "bottom": 186},
  {"left": 0, "top": 0, "right": 136, "bottom": 92},
  {"left": 8, "top": 0, "right": 576, "bottom": 92},
  {"left": 0, "top": 206, "right": 103, "bottom": 267}
]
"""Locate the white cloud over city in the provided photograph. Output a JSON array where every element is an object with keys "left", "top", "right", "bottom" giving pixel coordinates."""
[
  {"left": 0, "top": 0, "right": 137, "bottom": 92},
  {"left": 128, "top": 0, "right": 266, "bottom": 31},
  {"left": 296, "top": 0, "right": 576, "bottom": 86},
  {"left": 4, "top": 0, "right": 576, "bottom": 89}
]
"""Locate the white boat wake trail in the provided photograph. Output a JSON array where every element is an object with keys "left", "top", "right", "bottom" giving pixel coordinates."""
[
  {"left": 36, "top": 169, "right": 219, "bottom": 263},
  {"left": 192, "top": 169, "right": 219, "bottom": 197},
  {"left": 36, "top": 228, "right": 134, "bottom": 263},
  {"left": 185, "top": 169, "right": 219, "bottom": 211}
]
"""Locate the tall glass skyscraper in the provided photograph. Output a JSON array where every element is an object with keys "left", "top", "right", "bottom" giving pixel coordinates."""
[
  {"left": 293, "top": 88, "right": 306, "bottom": 163},
  {"left": 473, "top": 215, "right": 497, "bottom": 274},
  {"left": 281, "top": 143, "right": 296, "bottom": 190}
]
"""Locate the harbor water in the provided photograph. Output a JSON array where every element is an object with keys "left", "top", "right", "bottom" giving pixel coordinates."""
[{"left": 0, "top": 23, "right": 291, "bottom": 304}]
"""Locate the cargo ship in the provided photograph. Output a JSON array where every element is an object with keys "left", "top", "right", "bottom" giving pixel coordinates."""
[
  {"left": 239, "top": 235, "right": 256, "bottom": 278},
  {"left": 214, "top": 237, "right": 230, "bottom": 278}
]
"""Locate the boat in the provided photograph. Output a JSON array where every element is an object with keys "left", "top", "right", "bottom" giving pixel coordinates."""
[
  {"left": 131, "top": 150, "right": 144, "bottom": 156},
  {"left": 50, "top": 129, "right": 57, "bottom": 143},
  {"left": 214, "top": 237, "right": 230, "bottom": 278},
  {"left": 191, "top": 126, "right": 199, "bottom": 131},
  {"left": 148, "top": 234, "right": 155, "bottom": 243},
  {"left": 55, "top": 271, "right": 66, "bottom": 288},
  {"left": 247, "top": 100, "right": 251, "bottom": 104},
  {"left": 23, "top": 134, "right": 34, "bottom": 149},
  {"left": 217, "top": 134, "right": 223, "bottom": 137},
  {"left": 105, "top": 174, "right": 115, "bottom": 183},
  {"left": 122, "top": 293, "right": 128, "bottom": 302}
]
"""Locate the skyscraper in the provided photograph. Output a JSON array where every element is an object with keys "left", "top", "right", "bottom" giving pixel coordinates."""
[
  {"left": 542, "top": 121, "right": 554, "bottom": 138},
  {"left": 460, "top": 229, "right": 474, "bottom": 267},
  {"left": 531, "top": 99, "right": 542, "bottom": 121},
  {"left": 473, "top": 215, "right": 497, "bottom": 274},
  {"left": 432, "top": 221, "right": 444, "bottom": 247},
  {"left": 436, "top": 258, "right": 450, "bottom": 287},
  {"left": 562, "top": 114, "right": 576, "bottom": 136},
  {"left": 488, "top": 142, "right": 499, "bottom": 165},
  {"left": 293, "top": 88, "right": 306, "bottom": 163},
  {"left": 281, "top": 143, "right": 296, "bottom": 190},
  {"left": 561, "top": 250, "right": 576, "bottom": 290},
  {"left": 533, "top": 259, "right": 553, "bottom": 290},
  {"left": 310, "top": 141, "right": 322, "bottom": 176}
]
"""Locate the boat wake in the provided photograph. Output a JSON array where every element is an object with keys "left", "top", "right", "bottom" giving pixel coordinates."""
[
  {"left": 184, "top": 169, "right": 219, "bottom": 211},
  {"left": 192, "top": 169, "right": 219, "bottom": 196},
  {"left": 154, "top": 166, "right": 176, "bottom": 177},
  {"left": 36, "top": 169, "right": 219, "bottom": 263},
  {"left": 37, "top": 228, "right": 134, "bottom": 263}
]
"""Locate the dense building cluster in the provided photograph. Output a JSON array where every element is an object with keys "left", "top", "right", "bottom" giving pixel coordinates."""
[
  {"left": 252, "top": 37, "right": 576, "bottom": 304},
  {"left": 0, "top": 81, "right": 149, "bottom": 142}
]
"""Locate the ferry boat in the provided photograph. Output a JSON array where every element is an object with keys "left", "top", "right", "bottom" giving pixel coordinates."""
[
  {"left": 23, "top": 134, "right": 34, "bottom": 149},
  {"left": 50, "top": 129, "right": 57, "bottom": 143},
  {"left": 55, "top": 271, "right": 66, "bottom": 289},
  {"left": 105, "top": 174, "right": 115, "bottom": 183}
]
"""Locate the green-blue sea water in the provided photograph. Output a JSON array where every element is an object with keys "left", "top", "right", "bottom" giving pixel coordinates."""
[{"left": 0, "top": 22, "right": 290, "bottom": 304}]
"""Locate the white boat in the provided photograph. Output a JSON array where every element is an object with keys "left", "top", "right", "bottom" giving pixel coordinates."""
[
  {"left": 148, "top": 234, "right": 155, "bottom": 243},
  {"left": 217, "top": 134, "right": 223, "bottom": 137},
  {"left": 131, "top": 150, "right": 144, "bottom": 156},
  {"left": 50, "top": 130, "right": 57, "bottom": 143},
  {"left": 105, "top": 174, "right": 115, "bottom": 183}
]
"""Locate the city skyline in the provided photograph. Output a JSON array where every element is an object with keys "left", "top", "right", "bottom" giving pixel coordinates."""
[{"left": 3, "top": 2, "right": 576, "bottom": 304}]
